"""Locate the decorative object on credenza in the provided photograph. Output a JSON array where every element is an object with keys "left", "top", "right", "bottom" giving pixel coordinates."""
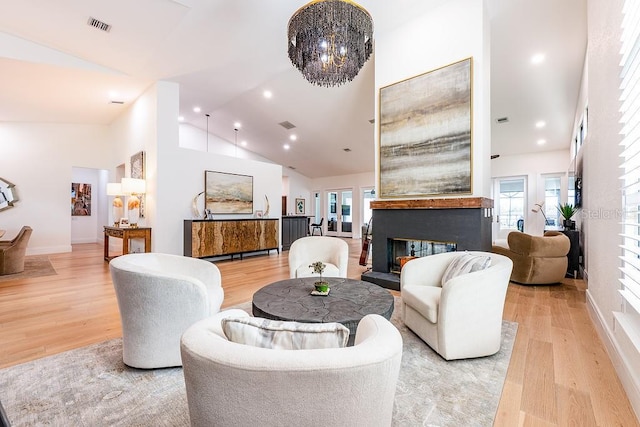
[
  {"left": 0, "top": 177, "right": 19, "bottom": 212},
  {"left": 121, "top": 178, "right": 146, "bottom": 228},
  {"left": 557, "top": 203, "right": 577, "bottom": 230},
  {"left": 205, "top": 171, "right": 253, "bottom": 214},
  {"left": 295, "top": 198, "right": 305, "bottom": 215},
  {"left": 379, "top": 58, "right": 472, "bottom": 198},
  {"left": 106, "top": 183, "right": 124, "bottom": 226},
  {"left": 531, "top": 201, "right": 550, "bottom": 226},
  {"left": 264, "top": 195, "right": 270, "bottom": 218},
  {"left": 309, "top": 261, "right": 330, "bottom": 295},
  {"left": 287, "top": 0, "right": 373, "bottom": 87},
  {"left": 71, "top": 183, "right": 92, "bottom": 216},
  {"left": 192, "top": 191, "right": 205, "bottom": 219},
  {"left": 254, "top": 210, "right": 263, "bottom": 219},
  {"left": 204, "top": 209, "right": 214, "bottom": 220},
  {"left": 130, "top": 151, "right": 146, "bottom": 217}
]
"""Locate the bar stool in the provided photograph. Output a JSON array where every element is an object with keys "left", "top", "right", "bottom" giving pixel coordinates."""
[{"left": 310, "top": 218, "right": 323, "bottom": 236}]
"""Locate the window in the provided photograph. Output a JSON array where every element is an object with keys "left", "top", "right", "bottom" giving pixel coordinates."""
[
  {"left": 543, "top": 175, "right": 561, "bottom": 226},
  {"left": 498, "top": 179, "right": 524, "bottom": 229},
  {"left": 618, "top": 0, "right": 640, "bottom": 348}
]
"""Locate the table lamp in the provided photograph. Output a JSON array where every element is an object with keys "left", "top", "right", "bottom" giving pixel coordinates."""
[
  {"left": 106, "top": 183, "right": 124, "bottom": 226},
  {"left": 121, "top": 178, "right": 146, "bottom": 227}
]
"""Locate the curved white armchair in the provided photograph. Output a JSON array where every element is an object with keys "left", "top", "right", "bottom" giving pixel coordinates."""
[
  {"left": 288, "top": 236, "right": 349, "bottom": 278},
  {"left": 400, "top": 251, "right": 513, "bottom": 360},
  {"left": 109, "top": 253, "right": 224, "bottom": 369},
  {"left": 181, "top": 309, "right": 402, "bottom": 427}
]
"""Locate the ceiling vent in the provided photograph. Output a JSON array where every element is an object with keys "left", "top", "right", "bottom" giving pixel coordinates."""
[
  {"left": 495, "top": 117, "right": 509, "bottom": 124},
  {"left": 110, "top": 100, "right": 124, "bottom": 105},
  {"left": 87, "top": 17, "right": 111, "bottom": 32},
  {"left": 369, "top": 118, "right": 375, "bottom": 124},
  {"left": 288, "top": 166, "right": 296, "bottom": 170},
  {"left": 343, "top": 148, "right": 352, "bottom": 152},
  {"left": 279, "top": 121, "right": 296, "bottom": 130}
]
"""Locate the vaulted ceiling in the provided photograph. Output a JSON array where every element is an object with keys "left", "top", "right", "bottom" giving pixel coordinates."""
[{"left": 0, "top": 0, "right": 587, "bottom": 178}]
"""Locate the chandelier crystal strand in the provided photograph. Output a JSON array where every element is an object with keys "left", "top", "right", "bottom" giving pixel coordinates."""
[{"left": 288, "top": 0, "right": 373, "bottom": 87}]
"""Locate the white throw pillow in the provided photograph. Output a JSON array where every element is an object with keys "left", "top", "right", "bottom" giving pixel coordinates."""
[
  {"left": 441, "top": 253, "right": 492, "bottom": 286},
  {"left": 221, "top": 317, "right": 349, "bottom": 350}
]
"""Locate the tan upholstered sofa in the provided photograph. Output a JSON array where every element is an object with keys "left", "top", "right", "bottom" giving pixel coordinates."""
[
  {"left": 491, "top": 231, "right": 570, "bottom": 285},
  {"left": 0, "top": 226, "right": 33, "bottom": 275}
]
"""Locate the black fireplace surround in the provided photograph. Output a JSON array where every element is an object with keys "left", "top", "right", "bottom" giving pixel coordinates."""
[{"left": 361, "top": 198, "right": 493, "bottom": 290}]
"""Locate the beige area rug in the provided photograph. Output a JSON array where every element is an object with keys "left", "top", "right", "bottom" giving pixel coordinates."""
[
  {"left": 0, "top": 256, "right": 56, "bottom": 283},
  {"left": 0, "top": 298, "right": 517, "bottom": 426}
]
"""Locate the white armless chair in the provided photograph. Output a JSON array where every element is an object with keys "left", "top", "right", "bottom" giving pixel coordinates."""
[
  {"left": 180, "top": 310, "right": 402, "bottom": 427},
  {"left": 288, "top": 236, "right": 349, "bottom": 278},
  {"left": 400, "top": 251, "right": 513, "bottom": 360},
  {"left": 109, "top": 253, "right": 224, "bottom": 369}
]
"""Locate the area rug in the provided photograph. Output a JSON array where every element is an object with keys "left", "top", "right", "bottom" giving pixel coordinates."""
[
  {"left": 0, "top": 298, "right": 517, "bottom": 426},
  {"left": 0, "top": 256, "right": 56, "bottom": 283}
]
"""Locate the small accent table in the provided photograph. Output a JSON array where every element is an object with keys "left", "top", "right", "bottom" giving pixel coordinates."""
[
  {"left": 104, "top": 226, "right": 152, "bottom": 261},
  {"left": 252, "top": 277, "right": 394, "bottom": 346}
]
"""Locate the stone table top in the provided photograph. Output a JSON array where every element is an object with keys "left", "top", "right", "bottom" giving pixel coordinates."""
[{"left": 252, "top": 277, "right": 394, "bottom": 345}]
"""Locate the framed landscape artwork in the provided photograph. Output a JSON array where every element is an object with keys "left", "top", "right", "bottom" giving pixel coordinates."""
[
  {"left": 379, "top": 57, "right": 472, "bottom": 198},
  {"left": 205, "top": 171, "right": 253, "bottom": 214}
]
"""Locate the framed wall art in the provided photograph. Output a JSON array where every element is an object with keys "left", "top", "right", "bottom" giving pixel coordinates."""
[
  {"left": 71, "top": 182, "right": 91, "bottom": 216},
  {"left": 130, "top": 151, "right": 146, "bottom": 217},
  {"left": 295, "top": 198, "right": 305, "bottom": 215},
  {"left": 379, "top": 57, "right": 472, "bottom": 198},
  {"left": 205, "top": 171, "right": 253, "bottom": 214}
]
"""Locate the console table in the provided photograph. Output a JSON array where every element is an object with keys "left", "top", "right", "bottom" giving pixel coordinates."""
[
  {"left": 184, "top": 219, "right": 279, "bottom": 260},
  {"left": 104, "top": 226, "right": 152, "bottom": 261},
  {"left": 561, "top": 229, "right": 581, "bottom": 278}
]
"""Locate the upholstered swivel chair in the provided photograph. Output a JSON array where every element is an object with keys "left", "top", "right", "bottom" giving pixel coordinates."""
[
  {"left": 288, "top": 236, "right": 349, "bottom": 278},
  {"left": 310, "top": 218, "right": 324, "bottom": 235},
  {"left": 109, "top": 253, "right": 224, "bottom": 369},
  {"left": 0, "top": 226, "right": 33, "bottom": 275},
  {"left": 400, "top": 251, "right": 513, "bottom": 360},
  {"left": 491, "top": 231, "right": 570, "bottom": 285},
  {"left": 180, "top": 309, "right": 403, "bottom": 427}
]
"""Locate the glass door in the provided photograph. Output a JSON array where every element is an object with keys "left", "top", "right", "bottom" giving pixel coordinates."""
[
  {"left": 326, "top": 189, "right": 353, "bottom": 237},
  {"left": 493, "top": 177, "right": 526, "bottom": 240}
]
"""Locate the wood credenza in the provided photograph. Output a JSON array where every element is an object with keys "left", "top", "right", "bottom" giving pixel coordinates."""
[{"left": 184, "top": 219, "right": 279, "bottom": 259}]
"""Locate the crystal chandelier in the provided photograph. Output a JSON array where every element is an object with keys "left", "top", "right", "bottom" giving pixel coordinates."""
[{"left": 287, "top": 0, "right": 374, "bottom": 88}]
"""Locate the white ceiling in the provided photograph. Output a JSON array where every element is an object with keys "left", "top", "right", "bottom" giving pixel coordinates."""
[{"left": 0, "top": 0, "right": 587, "bottom": 178}]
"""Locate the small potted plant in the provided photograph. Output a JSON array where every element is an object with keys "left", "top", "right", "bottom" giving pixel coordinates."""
[
  {"left": 557, "top": 203, "right": 577, "bottom": 230},
  {"left": 310, "top": 261, "right": 329, "bottom": 294}
]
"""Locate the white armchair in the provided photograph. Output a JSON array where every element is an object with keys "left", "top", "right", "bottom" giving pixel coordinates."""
[
  {"left": 109, "top": 253, "right": 224, "bottom": 369},
  {"left": 288, "top": 236, "right": 349, "bottom": 278},
  {"left": 180, "top": 309, "right": 403, "bottom": 427},
  {"left": 400, "top": 251, "right": 513, "bottom": 360}
]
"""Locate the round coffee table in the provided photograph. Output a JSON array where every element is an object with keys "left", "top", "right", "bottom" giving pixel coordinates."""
[{"left": 252, "top": 277, "right": 394, "bottom": 345}]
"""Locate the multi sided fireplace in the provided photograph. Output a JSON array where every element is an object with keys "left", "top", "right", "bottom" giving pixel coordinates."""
[{"left": 361, "top": 198, "right": 493, "bottom": 290}]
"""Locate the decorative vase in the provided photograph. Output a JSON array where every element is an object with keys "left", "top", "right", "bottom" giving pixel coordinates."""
[{"left": 314, "top": 282, "right": 329, "bottom": 293}]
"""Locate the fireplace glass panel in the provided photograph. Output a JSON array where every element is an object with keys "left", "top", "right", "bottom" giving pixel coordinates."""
[{"left": 388, "top": 238, "right": 457, "bottom": 274}]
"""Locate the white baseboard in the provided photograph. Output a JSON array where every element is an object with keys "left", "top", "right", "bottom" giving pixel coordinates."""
[
  {"left": 586, "top": 290, "right": 640, "bottom": 420},
  {"left": 71, "top": 238, "right": 99, "bottom": 244}
]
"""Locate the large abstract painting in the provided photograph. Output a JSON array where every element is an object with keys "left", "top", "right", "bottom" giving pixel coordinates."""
[
  {"left": 379, "top": 57, "right": 472, "bottom": 198},
  {"left": 205, "top": 171, "right": 253, "bottom": 214}
]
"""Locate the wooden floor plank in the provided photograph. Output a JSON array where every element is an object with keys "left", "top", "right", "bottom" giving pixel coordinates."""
[{"left": 0, "top": 241, "right": 637, "bottom": 425}]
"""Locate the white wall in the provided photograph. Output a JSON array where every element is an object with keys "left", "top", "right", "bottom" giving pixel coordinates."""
[
  {"left": 284, "top": 169, "right": 313, "bottom": 216},
  {"left": 582, "top": 0, "right": 640, "bottom": 416},
  {"left": 374, "top": 0, "right": 491, "bottom": 199},
  {"left": 0, "top": 123, "right": 112, "bottom": 254}
]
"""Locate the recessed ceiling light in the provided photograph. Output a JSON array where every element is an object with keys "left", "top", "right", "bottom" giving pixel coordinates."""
[
  {"left": 289, "top": 134, "right": 297, "bottom": 141},
  {"left": 193, "top": 106, "right": 201, "bottom": 113},
  {"left": 537, "top": 139, "right": 546, "bottom": 145},
  {"left": 283, "top": 144, "right": 290, "bottom": 150},
  {"left": 535, "top": 120, "right": 546, "bottom": 128},
  {"left": 531, "top": 53, "right": 545, "bottom": 64},
  {"left": 178, "top": 116, "right": 185, "bottom": 122},
  {"left": 241, "top": 141, "right": 247, "bottom": 147},
  {"left": 263, "top": 90, "right": 273, "bottom": 99},
  {"left": 234, "top": 122, "right": 241, "bottom": 130}
]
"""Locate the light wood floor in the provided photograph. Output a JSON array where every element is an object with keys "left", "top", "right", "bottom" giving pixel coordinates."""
[{"left": 0, "top": 241, "right": 637, "bottom": 426}]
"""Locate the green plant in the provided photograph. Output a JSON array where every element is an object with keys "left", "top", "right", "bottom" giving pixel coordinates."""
[{"left": 557, "top": 203, "right": 577, "bottom": 220}]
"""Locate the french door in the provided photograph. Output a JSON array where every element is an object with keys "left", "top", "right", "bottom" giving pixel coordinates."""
[{"left": 325, "top": 189, "right": 353, "bottom": 238}]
